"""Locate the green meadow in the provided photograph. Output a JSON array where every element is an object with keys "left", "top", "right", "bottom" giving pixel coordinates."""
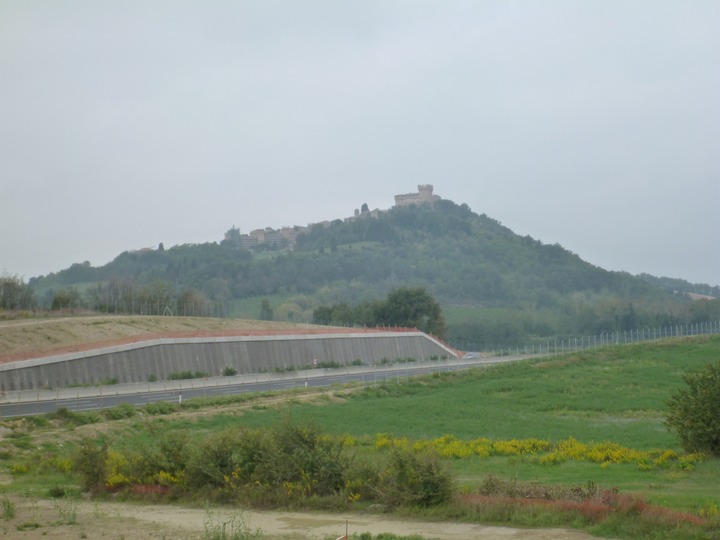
[{"left": 126, "top": 335, "right": 720, "bottom": 513}]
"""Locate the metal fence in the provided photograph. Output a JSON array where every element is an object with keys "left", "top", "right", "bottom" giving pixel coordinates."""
[{"left": 465, "top": 320, "right": 720, "bottom": 358}]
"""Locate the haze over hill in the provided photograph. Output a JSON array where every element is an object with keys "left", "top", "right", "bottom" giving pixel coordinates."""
[{"left": 22, "top": 192, "right": 720, "bottom": 349}]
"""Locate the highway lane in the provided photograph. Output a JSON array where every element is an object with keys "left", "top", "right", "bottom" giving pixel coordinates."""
[{"left": 0, "top": 357, "right": 529, "bottom": 418}]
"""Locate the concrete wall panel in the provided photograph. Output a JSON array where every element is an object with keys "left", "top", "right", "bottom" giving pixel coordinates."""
[{"left": 0, "top": 332, "right": 456, "bottom": 391}]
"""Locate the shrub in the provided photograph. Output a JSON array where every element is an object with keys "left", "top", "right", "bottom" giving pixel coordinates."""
[
  {"left": 49, "top": 407, "right": 75, "bottom": 422},
  {"left": 344, "top": 457, "right": 383, "bottom": 503},
  {"left": 222, "top": 366, "right": 238, "bottom": 376},
  {"left": 50, "top": 457, "right": 73, "bottom": 474},
  {"left": 315, "top": 360, "right": 341, "bottom": 369},
  {"left": 102, "top": 403, "right": 137, "bottom": 421},
  {"left": 186, "top": 416, "right": 347, "bottom": 503},
  {"left": 143, "top": 401, "right": 178, "bottom": 415},
  {"left": 47, "top": 485, "right": 72, "bottom": 498},
  {"left": 11, "top": 463, "right": 29, "bottom": 475},
  {"left": 1, "top": 496, "right": 15, "bottom": 520},
  {"left": 168, "top": 370, "right": 208, "bottom": 380},
  {"left": 155, "top": 430, "right": 192, "bottom": 473},
  {"left": 186, "top": 429, "right": 250, "bottom": 490},
  {"left": 53, "top": 496, "right": 78, "bottom": 525},
  {"left": 666, "top": 361, "right": 720, "bottom": 456},
  {"left": 105, "top": 449, "right": 133, "bottom": 488},
  {"left": 203, "top": 509, "right": 261, "bottom": 540},
  {"left": 49, "top": 408, "right": 103, "bottom": 426},
  {"left": 73, "top": 411, "right": 104, "bottom": 425},
  {"left": 26, "top": 415, "right": 49, "bottom": 428},
  {"left": 272, "top": 366, "right": 296, "bottom": 373},
  {"left": 73, "top": 437, "right": 108, "bottom": 492},
  {"left": 380, "top": 448, "right": 454, "bottom": 508},
  {"left": 266, "top": 415, "right": 346, "bottom": 497}
]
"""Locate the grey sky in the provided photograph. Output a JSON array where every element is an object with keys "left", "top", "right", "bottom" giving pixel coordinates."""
[{"left": 1, "top": 1, "right": 718, "bottom": 286}]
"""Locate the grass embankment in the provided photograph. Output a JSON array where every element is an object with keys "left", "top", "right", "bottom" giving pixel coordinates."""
[
  {"left": 0, "top": 314, "right": 326, "bottom": 361},
  {"left": 1, "top": 335, "right": 720, "bottom": 539}
]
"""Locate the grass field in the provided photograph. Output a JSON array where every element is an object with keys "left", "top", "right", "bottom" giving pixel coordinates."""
[
  {"left": 151, "top": 336, "right": 719, "bottom": 511},
  {"left": 1, "top": 333, "right": 719, "bottom": 538},
  {"left": 159, "top": 335, "right": 714, "bottom": 443}
]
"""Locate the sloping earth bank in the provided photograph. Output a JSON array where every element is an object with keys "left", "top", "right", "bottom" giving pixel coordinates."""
[{"left": 0, "top": 315, "right": 369, "bottom": 364}]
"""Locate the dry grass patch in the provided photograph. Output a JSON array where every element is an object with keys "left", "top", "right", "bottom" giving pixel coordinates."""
[{"left": 0, "top": 315, "right": 335, "bottom": 362}]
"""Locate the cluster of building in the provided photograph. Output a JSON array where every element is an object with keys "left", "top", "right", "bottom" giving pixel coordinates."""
[
  {"left": 223, "top": 225, "right": 302, "bottom": 250},
  {"left": 224, "top": 185, "right": 440, "bottom": 250}
]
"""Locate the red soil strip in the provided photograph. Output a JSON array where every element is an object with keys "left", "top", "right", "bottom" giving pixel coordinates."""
[{"left": 457, "top": 494, "right": 704, "bottom": 526}]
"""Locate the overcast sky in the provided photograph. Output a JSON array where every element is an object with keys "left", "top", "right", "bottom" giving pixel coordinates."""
[{"left": 1, "top": 1, "right": 718, "bottom": 286}]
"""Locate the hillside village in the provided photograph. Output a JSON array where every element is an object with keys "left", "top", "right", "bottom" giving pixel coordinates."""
[{"left": 223, "top": 184, "right": 441, "bottom": 250}]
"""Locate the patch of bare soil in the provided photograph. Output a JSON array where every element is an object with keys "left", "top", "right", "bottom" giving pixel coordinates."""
[{"left": 1, "top": 496, "right": 602, "bottom": 539}]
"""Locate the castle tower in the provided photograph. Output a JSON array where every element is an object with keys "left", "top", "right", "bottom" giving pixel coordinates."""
[
  {"left": 394, "top": 184, "right": 438, "bottom": 207},
  {"left": 417, "top": 184, "right": 434, "bottom": 203}
]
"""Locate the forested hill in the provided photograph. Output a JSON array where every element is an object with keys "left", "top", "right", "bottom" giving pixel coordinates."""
[{"left": 28, "top": 199, "right": 720, "bottom": 346}]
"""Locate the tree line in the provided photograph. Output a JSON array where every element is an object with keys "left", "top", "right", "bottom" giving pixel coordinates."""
[
  {"left": 0, "top": 274, "right": 33, "bottom": 311},
  {"left": 313, "top": 287, "right": 448, "bottom": 340},
  {"left": 2, "top": 274, "right": 217, "bottom": 318}
]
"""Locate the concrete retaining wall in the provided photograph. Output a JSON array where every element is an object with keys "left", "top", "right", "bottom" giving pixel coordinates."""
[{"left": 0, "top": 332, "right": 457, "bottom": 391}]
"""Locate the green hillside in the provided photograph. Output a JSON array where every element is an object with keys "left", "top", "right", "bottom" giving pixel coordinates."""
[{"left": 24, "top": 199, "right": 720, "bottom": 348}]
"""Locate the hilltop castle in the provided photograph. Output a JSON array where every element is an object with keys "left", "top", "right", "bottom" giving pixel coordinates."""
[
  {"left": 225, "top": 185, "right": 441, "bottom": 249},
  {"left": 394, "top": 184, "right": 439, "bottom": 207}
]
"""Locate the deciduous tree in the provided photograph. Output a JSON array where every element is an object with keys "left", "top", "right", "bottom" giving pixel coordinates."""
[
  {"left": 377, "top": 287, "right": 447, "bottom": 339},
  {"left": 0, "top": 274, "right": 33, "bottom": 310},
  {"left": 666, "top": 361, "right": 720, "bottom": 456},
  {"left": 259, "top": 298, "right": 274, "bottom": 321}
]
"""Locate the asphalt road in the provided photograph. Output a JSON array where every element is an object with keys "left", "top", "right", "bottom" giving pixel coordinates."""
[{"left": 0, "top": 356, "right": 530, "bottom": 418}]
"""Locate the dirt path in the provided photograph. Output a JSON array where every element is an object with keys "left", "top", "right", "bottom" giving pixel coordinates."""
[{"left": 3, "top": 497, "right": 603, "bottom": 539}]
